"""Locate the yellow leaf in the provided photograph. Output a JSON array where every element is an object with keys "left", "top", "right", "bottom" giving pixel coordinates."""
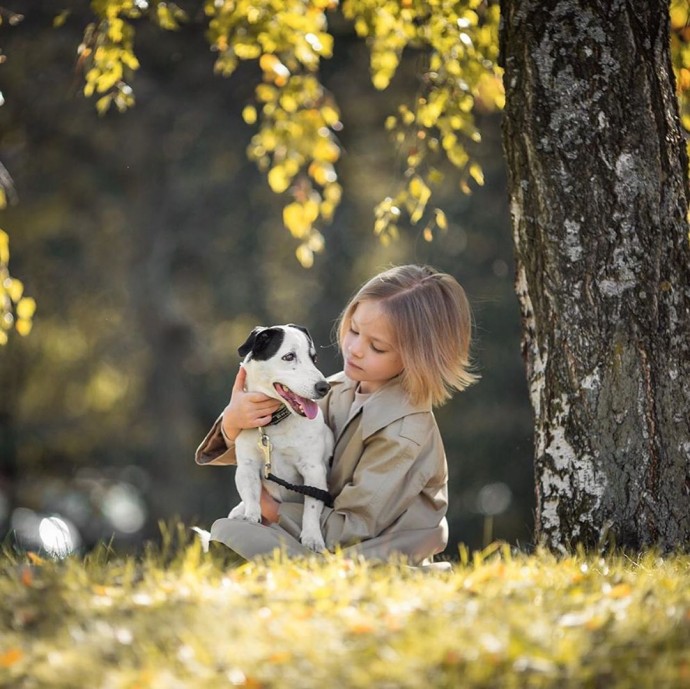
[
  {"left": 434, "top": 208, "right": 448, "bottom": 230},
  {"left": 409, "top": 176, "right": 431, "bottom": 207},
  {"left": 259, "top": 54, "right": 289, "bottom": 82},
  {"left": 234, "top": 42, "right": 261, "bottom": 59},
  {"left": 307, "top": 229, "right": 325, "bottom": 252},
  {"left": 0, "top": 648, "right": 23, "bottom": 668},
  {"left": 671, "top": 3, "right": 689, "bottom": 30},
  {"left": 16, "top": 319, "right": 32, "bottom": 336},
  {"left": 259, "top": 53, "right": 280, "bottom": 72},
  {"left": 349, "top": 621, "right": 375, "bottom": 634},
  {"left": 256, "top": 84, "right": 276, "bottom": 102},
  {"left": 320, "top": 105, "right": 340, "bottom": 127},
  {"left": 323, "top": 183, "right": 342, "bottom": 203},
  {"left": 0, "top": 188, "right": 6, "bottom": 210},
  {"left": 27, "top": 551, "right": 45, "bottom": 566},
  {"left": 242, "top": 105, "right": 258, "bottom": 124},
  {"left": 279, "top": 93, "right": 298, "bottom": 113},
  {"left": 679, "top": 68, "right": 690, "bottom": 92},
  {"left": 268, "top": 650, "right": 292, "bottom": 664},
  {"left": 283, "top": 202, "right": 311, "bottom": 238},
  {"left": 475, "top": 73, "right": 506, "bottom": 112},
  {"left": 0, "top": 229, "right": 9, "bottom": 264},
  {"left": 377, "top": 51, "right": 399, "bottom": 72},
  {"left": 295, "top": 244, "right": 314, "bottom": 268},
  {"left": 372, "top": 72, "right": 390, "bottom": 90},
  {"left": 469, "top": 163, "right": 485, "bottom": 186},
  {"left": 308, "top": 161, "right": 336, "bottom": 186},
  {"left": 53, "top": 10, "right": 70, "bottom": 28},
  {"left": 313, "top": 137, "right": 340, "bottom": 163},
  {"left": 608, "top": 583, "right": 633, "bottom": 599},
  {"left": 96, "top": 95, "right": 112, "bottom": 115},
  {"left": 268, "top": 166, "right": 292, "bottom": 193},
  {"left": 16, "top": 297, "right": 36, "bottom": 320},
  {"left": 7, "top": 278, "right": 23, "bottom": 302},
  {"left": 0, "top": 331, "right": 7, "bottom": 346},
  {"left": 320, "top": 200, "right": 335, "bottom": 220}
]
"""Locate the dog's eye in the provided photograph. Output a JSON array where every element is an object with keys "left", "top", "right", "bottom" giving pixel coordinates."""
[{"left": 282, "top": 352, "right": 296, "bottom": 362}]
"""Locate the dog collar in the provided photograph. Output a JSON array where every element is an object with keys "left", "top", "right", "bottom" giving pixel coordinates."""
[{"left": 266, "top": 404, "right": 291, "bottom": 426}]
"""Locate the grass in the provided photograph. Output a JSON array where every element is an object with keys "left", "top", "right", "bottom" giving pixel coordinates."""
[{"left": 1, "top": 525, "right": 689, "bottom": 688}]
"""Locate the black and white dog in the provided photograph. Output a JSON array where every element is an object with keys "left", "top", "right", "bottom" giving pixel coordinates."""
[{"left": 229, "top": 324, "right": 334, "bottom": 552}]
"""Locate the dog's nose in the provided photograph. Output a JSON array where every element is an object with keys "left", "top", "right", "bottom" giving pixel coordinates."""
[{"left": 314, "top": 380, "right": 330, "bottom": 398}]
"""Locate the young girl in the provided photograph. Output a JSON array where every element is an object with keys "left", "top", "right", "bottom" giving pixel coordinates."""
[{"left": 195, "top": 264, "right": 477, "bottom": 564}]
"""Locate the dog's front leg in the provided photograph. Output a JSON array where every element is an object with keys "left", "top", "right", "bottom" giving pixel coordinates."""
[
  {"left": 298, "top": 463, "right": 328, "bottom": 552},
  {"left": 233, "top": 460, "right": 263, "bottom": 523}
]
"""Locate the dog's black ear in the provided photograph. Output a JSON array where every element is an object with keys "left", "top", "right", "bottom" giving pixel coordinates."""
[
  {"left": 238, "top": 327, "right": 263, "bottom": 357},
  {"left": 239, "top": 326, "right": 285, "bottom": 361},
  {"left": 287, "top": 323, "right": 313, "bottom": 345}
]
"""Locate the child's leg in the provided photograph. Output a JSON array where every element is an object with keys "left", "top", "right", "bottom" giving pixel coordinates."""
[{"left": 209, "top": 517, "right": 314, "bottom": 559}]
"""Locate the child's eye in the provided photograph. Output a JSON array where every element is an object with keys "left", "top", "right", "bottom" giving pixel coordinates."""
[
  {"left": 371, "top": 344, "right": 384, "bottom": 354},
  {"left": 349, "top": 326, "right": 359, "bottom": 335}
]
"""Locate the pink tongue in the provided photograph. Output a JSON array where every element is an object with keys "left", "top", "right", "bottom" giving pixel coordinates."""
[{"left": 302, "top": 398, "right": 319, "bottom": 420}]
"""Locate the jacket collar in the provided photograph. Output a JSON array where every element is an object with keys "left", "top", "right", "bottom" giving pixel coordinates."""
[{"left": 328, "top": 371, "right": 431, "bottom": 440}]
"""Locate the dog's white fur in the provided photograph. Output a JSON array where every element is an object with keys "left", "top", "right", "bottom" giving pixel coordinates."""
[{"left": 228, "top": 325, "right": 334, "bottom": 552}]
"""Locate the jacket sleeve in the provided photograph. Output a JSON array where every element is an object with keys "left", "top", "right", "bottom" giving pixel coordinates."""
[
  {"left": 194, "top": 415, "right": 238, "bottom": 466},
  {"left": 279, "top": 422, "right": 435, "bottom": 548}
]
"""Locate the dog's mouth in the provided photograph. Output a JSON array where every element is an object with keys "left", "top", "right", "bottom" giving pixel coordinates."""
[{"left": 274, "top": 383, "right": 319, "bottom": 420}]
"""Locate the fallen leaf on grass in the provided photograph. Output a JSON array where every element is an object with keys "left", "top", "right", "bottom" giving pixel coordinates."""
[{"left": 0, "top": 648, "right": 23, "bottom": 667}]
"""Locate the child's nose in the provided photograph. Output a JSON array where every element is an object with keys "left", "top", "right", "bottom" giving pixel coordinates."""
[{"left": 349, "top": 340, "right": 363, "bottom": 357}]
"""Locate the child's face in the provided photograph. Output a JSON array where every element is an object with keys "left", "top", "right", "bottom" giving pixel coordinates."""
[{"left": 342, "top": 300, "right": 403, "bottom": 394}]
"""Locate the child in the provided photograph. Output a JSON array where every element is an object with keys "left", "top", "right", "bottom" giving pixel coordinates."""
[{"left": 195, "top": 264, "right": 477, "bottom": 564}]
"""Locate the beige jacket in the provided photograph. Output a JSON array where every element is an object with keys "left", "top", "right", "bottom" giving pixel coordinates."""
[{"left": 195, "top": 372, "right": 449, "bottom": 563}]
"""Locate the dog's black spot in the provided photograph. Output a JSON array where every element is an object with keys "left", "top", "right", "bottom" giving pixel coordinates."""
[{"left": 238, "top": 327, "right": 285, "bottom": 361}]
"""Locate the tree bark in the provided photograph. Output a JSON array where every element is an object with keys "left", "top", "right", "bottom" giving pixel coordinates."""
[{"left": 500, "top": 0, "right": 690, "bottom": 550}]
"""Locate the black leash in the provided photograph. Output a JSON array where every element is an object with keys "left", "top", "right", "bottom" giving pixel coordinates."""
[
  {"left": 266, "top": 473, "right": 334, "bottom": 508},
  {"left": 257, "top": 423, "right": 334, "bottom": 508}
]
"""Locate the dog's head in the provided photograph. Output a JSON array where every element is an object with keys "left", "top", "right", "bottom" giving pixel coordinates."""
[{"left": 238, "top": 324, "right": 330, "bottom": 419}]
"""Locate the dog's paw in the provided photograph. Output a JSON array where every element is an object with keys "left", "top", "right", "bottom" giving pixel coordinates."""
[
  {"left": 235, "top": 508, "right": 262, "bottom": 524},
  {"left": 300, "top": 531, "right": 326, "bottom": 553}
]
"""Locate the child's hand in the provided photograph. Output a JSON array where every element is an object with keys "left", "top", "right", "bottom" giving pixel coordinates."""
[{"left": 221, "top": 365, "right": 282, "bottom": 440}]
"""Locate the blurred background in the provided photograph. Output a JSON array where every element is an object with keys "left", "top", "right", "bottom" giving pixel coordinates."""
[{"left": 0, "top": 1, "right": 534, "bottom": 557}]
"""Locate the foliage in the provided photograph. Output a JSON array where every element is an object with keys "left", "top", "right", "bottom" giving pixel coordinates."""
[
  {"left": 0, "top": 8, "right": 34, "bottom": 345},
  {"left": 0, "top": 232, "right": 35, "bottom": 346},
  {"left": 75, "top": 0, "right": 502, "bottom": 267},
  {"left": 1, "top": 0, "right": 689, "bottom": 341},
  {"left": 671, "top": 1, "right": 690, "bottom": 193},
  {"left": 1, "top": 531, "right": 689, "bottom": 688}
]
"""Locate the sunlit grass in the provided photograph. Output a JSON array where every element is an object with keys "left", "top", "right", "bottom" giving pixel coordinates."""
[{"left": 1, "top": 525, "right": 689, "bottom": 688}]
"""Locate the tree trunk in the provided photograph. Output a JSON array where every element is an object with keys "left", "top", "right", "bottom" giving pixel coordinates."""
[{"left": 500, "top": 0, "right": 690, "bottom": 550}]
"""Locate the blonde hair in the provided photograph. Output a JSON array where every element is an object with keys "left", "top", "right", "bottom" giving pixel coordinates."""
[{"left": 336, "top": 265, "right": 478, "bottom": 406}]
